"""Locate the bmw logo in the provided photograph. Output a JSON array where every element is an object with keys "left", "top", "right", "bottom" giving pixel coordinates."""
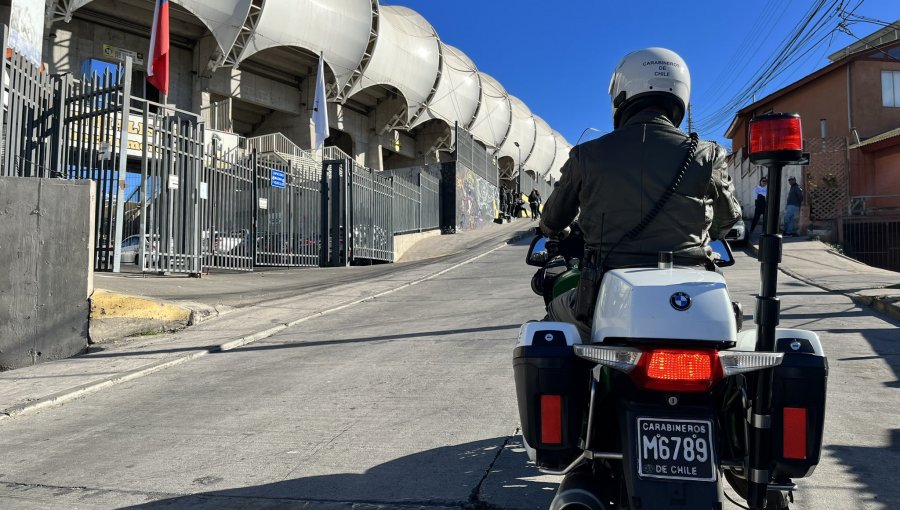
[{"left": 670, "top": 292, "right": 692, "bottom": 311}]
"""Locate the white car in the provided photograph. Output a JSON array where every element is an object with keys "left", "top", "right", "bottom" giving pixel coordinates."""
[
  {"left": 119, "top": 235, "right": 160, "bottom": 264},
  {"left": 725, "top": 219, "right": 748, "bottom": 247}
]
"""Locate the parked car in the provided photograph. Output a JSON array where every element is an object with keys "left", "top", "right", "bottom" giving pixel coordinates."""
[
  {"left": 202, "top": 230, "right": 247, "bottom": 255},
  {"left": 725, "top": 219, "right": 748, "bottom": 247},
  {"left": 120, "top": 234, "right": 160, "bottom": 265}
]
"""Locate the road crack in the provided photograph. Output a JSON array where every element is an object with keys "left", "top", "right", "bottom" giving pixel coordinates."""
[{"left": 465, "top": 428, "right": 519, "bottom": 510}]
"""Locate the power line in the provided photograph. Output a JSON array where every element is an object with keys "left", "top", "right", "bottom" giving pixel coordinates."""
[
  {"left": 694, "top": 0, "right": 838, "bottom": 130},
  {"left": 692, "top": 0, "right": 851, "bottom": 136}
]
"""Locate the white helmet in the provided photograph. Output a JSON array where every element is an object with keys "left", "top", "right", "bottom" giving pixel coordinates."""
[{"left": 608, "top": 47, "right": 691, "bottom": 129}]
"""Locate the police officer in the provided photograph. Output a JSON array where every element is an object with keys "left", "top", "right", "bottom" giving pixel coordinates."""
[{"left": 540, "top": 47, "right": 742, "bottom": 340}]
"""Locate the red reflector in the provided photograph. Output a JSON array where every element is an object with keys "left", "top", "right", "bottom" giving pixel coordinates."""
[
  {"left": 540, "top": 395, "right": 562, "bottom": 444},
  {"left": 749, "top": 115, "right": 803, "bottom": 154},
  {"left": 783, "top": 407, "right": 807, "bottom": 459},
  {"left": 635, "top": 349, "right": 721, "bottom": 393}
]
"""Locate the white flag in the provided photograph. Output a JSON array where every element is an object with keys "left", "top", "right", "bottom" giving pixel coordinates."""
[{"left": 312, "top": 53, "right": 330, "bottom": 150}]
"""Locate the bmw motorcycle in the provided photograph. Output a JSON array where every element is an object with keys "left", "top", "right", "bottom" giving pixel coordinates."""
[{"left": 513, "top": 113, "right": 828, "bottom": 510}]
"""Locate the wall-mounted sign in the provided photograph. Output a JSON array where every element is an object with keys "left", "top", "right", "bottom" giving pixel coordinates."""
[
  {"left": 271, "top": 169, "right": 286, "bottom": 189},
  {"left": 199, "top": 182, "right": 208, "bottom": 200},
  {"left": 258, "top": 197, "right": 268, "bottom": 210},
  {"left": 168, "top": 174, "right": 179, "bottom": 190},
  {"left": 102, "top": 44, "right": 145, "bottom": 66}
]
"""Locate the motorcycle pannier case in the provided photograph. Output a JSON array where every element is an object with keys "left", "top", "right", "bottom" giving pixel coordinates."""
[
  {"left": 771, "top": 332, "right": 829, "bottom": 479},
  {"left": 513, "top": 322, "right": 590, "bottom": 469}
]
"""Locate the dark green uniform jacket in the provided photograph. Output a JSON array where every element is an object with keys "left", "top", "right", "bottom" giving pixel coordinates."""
[{"left": 540, "top": 111, "right": 741, "bottom": 268}]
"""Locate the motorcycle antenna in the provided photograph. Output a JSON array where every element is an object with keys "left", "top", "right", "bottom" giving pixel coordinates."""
[{"left": 745, "top": 113, "right": 808, "bottom": 510}]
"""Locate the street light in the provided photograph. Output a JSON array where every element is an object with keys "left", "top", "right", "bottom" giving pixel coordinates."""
[{"left": 513, "top": 141, "right": 521, "bottom": 195}]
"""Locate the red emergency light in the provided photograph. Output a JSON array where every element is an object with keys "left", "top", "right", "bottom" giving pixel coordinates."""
[{"left": 748, "top": 113, "right": 804, "bottom": 165}]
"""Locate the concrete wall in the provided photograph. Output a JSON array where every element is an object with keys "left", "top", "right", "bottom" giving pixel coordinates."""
[
  {"left": 47, "top": 16, "right": 197, "bottom": 109},
  {"left": 393, "top": 229, "right": 441, "bottom": 261},
  {"left": 0, "top": 178, "right": 93, "bottom": 371}
]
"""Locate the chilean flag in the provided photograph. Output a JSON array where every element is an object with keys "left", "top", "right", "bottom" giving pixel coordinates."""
[{"left": 147, "top": 0, "right": 170, "bottom": 95}]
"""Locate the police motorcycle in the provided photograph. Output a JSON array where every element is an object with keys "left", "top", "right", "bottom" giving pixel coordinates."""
[{"left": 513, "top": 114, "right": 828, "bottom": 510}]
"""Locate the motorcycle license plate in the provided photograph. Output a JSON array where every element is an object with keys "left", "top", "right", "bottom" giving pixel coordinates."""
[{"left": 636, "top": 418, "right": 716, "bottom": 482}]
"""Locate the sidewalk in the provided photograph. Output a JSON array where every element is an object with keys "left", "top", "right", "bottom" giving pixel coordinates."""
[
  {"left": 752, "top": 236, "right": 900, "bottom": 321},
  {"left": 0, "top": 220, "right": 534, "bottom": 421}
]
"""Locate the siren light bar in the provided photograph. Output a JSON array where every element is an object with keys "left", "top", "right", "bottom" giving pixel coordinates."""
[{"left": 749, "top": 113, "right": 805, "bottom": 165}]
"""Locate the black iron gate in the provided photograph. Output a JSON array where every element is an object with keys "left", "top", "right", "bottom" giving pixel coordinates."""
[{"left": 321, "top": 158, "right": 395, "bottom": 266}]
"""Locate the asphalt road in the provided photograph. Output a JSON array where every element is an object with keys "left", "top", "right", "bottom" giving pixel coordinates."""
[{"left": 0, "top": 240, "right": 897, "bottom": 509}]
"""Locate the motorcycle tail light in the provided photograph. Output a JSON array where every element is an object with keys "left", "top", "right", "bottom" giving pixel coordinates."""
[
  {"left": 540, "top": 395, "right": 562, "bottom": 445},
  {"left": 634, "top": 348, "right": 722, "bottom": 393},
  {"left": 574, "top": 345, "right": 642, "bottom": 373},
  {"left": 718, "top": 351, "right": 784, "bottom": 376},
  {"left": 576, "top": 345, "right": 785, "bottom": 393}
]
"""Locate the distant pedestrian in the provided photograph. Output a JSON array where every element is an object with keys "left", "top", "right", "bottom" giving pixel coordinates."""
[
  {"left": 499, "top": 186, "right": 509, "bottom": 219},
  {"left": 506, "top": 188, "right": 515, "bottom": 216},
  {"left": 514, "top": 196, "right": 527, "bottom": 218},
  {"left": 783, "top": 176, "right": 804, "bottom": 236},
  {"left": 528, "top": 188, "right": 542, "bottom": 221},
  {"left": 749, "top": 176, "right": 767, "bottom": 233}
]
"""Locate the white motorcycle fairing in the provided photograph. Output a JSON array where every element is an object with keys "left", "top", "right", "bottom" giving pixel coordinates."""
[{"left": 591, "top": 267, "right": 737, "bottom": 345}]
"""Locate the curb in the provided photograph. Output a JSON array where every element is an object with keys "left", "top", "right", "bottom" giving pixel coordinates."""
[
  {"left": 89, "top": 290, "right": 193, "bottom": 344},
  {"left": 0, "top": 352, "right": 207, "bottom": 421},
  {"left": 849, "top": 295, "right": 900, "bottom": 323},
  {"left": 1, "top": 237, "right": 522, "bottom": 422}
]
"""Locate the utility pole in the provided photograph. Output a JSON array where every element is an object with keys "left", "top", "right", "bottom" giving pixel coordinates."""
[{"left": 687, "top": 103, "right": 693, "bottom": 133}]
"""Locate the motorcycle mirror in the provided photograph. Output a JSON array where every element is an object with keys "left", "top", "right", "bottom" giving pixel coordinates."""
[
  {"left": 526, "top": 236, "right": 549, "bottom": 267},
  {"left": 709, "top": 239, "right": 735, "bottom": 267}
]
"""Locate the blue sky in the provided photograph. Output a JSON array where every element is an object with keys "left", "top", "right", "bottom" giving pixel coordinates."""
[{"left": 388, "top": 1, "right": 897, "bottom": 148}]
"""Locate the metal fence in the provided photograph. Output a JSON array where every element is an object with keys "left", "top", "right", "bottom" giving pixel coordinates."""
[
  {"left": 454, "top": 123, "right": 500, "bottom": 187},
  {"left": 137, "top": 101, "right": 204, "bottom": 274},
  {"left": 0, "top": 23, "right": 468, "bottom": 275},
  {"left": 389, "top": 165, "right": 441, "bottom": 234},
  {"left": 519, "top": 169, "right": 552, "bottom": 200},
  {"left": 202, "top": 148, "right": 255, "bottom": 272},
  {"left": 1, "top": 30, "right": 59, "bottom": 179},
  {"left": 839, "top": 215, "right": 900, "bottom": 272},
  {"left": 256, "top": 153, "right": 323, "bottom": 267},
  {"left": 349, "top": 162, "right": 394, "bottom": 262},
  {"left": 59, "top": 67, "right": 132, "bottom": 271},
  {"left": 200, "top": 97, "right": 233, "bottom": 133}
]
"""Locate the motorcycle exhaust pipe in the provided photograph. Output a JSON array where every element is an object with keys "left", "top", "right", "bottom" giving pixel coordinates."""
[{"left": 549, "top": 470, "right": 607, "bottom": 510}]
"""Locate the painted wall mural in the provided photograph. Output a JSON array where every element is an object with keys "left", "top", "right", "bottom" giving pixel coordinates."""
[{"left": 455, "top": 165, "right": 498, "bottom": 231}]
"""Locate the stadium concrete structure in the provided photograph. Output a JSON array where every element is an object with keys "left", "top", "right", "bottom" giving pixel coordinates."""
[{"left": 43, "top": 0, "right": 571, "bottom": 182}]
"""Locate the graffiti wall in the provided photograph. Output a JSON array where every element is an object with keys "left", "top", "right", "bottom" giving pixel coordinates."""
[{"left": 455, "top": 164, "right": 499, "bottom": 231}]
